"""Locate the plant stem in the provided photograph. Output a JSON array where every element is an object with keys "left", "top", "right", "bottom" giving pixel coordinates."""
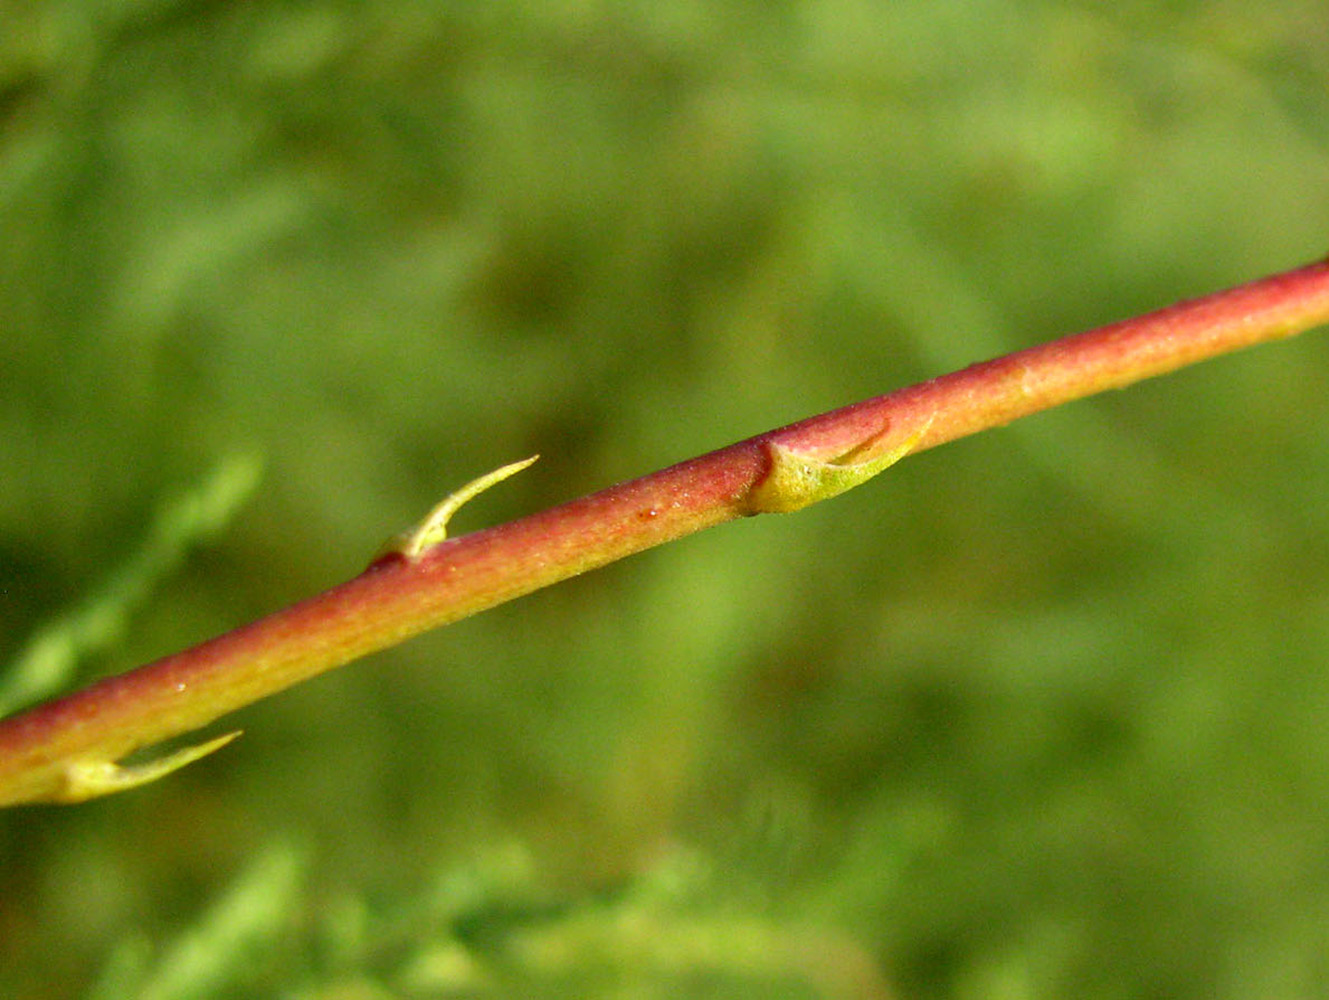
[{"left": 3, "top": 258, "right": 1329, "bottom": 806}]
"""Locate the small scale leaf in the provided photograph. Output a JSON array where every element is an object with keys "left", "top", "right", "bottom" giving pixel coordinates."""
[
  {"left": 746, "top": 421, "right": 930, "bottom": 515},
  {"left": 377, "top": 455, "right": 539, "bottom": 562},
  {"left": 54, "top": 731, "right": 242, "bottom": 803}
]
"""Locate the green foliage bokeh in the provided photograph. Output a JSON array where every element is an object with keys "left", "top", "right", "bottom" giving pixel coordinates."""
[{"left": 4, "top": 2, "right": 1329, "bottom": 997}]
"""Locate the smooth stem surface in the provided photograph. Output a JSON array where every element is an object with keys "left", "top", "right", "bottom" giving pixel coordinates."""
[{"left": 3, "top": 258, "right": 1329, "bottom": 806}]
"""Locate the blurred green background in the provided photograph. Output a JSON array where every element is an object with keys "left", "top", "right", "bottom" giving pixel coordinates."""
[{"left": 3, "top": 1, "right": 1329, "bottom": 997}]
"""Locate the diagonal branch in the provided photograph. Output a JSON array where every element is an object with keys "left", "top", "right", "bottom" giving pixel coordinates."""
[{"left": 3, "top": 257, "right": 1328, "bottom": 807}]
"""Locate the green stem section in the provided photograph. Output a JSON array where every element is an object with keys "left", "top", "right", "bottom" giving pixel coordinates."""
[{"left": 4, "top": 258, "right": 1329, "bottom": 806}]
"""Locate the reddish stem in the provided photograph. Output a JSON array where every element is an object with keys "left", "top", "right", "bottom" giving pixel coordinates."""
[{"left": 3, "top": 258, "right": 1328, "bottom": 806}]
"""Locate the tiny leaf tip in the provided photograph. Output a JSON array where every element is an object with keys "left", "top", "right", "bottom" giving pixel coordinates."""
[
  {"left": 379, "top": 455, "right": 540, "bottom": 562},
  {"left": 53, "top": 730, "right": 242, "bottom": 803}
]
